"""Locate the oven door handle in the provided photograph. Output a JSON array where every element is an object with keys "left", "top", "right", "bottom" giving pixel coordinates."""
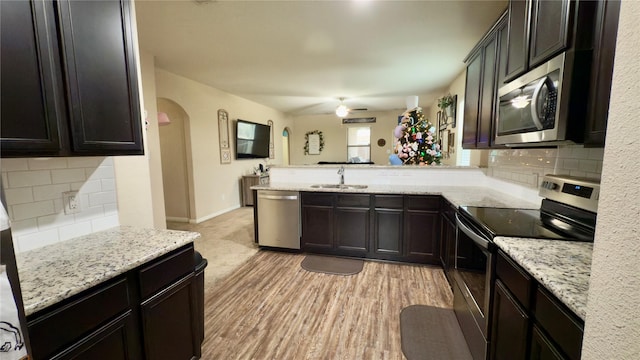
[{"left": 456, "top": 213, "right": 491, "bottom": 250}]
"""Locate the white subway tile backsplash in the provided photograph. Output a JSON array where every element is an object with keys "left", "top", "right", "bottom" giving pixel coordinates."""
[
  {"left": 4, "top": 156, "right": 119, "bottom": 252},
  {"left": 32, "top": 183, "right": 71, "bottom": 201},
  {"left": 91, "top": 215, "right": 119, "bottom": 232},
  {"left": 16, "top": 228, "right": 60, "bottom": 252},
  {"left": 51, "top": 168, "right": 86, "bottom": 183},
  {"left": 7, "top": 170, "right": 52, "bottom": 188},
  {"left": 88, "top": 191, "right": 116, "bottom": 207},
  {"left": 1, "top": 159, "right": 29, "bottom": 172},
  {"left": 12, "top": 200, "right": 55, "bottom": 221},
  {"left": 9, "top": 219, "right": 38, "bottom": 237},
  {"left": 87, "top": 166, "right": 115, "bottom": 180},
  {"left": 37, "top": 212, "right": 76, "bottom": 231},
  {"left": 101, "top": 178, "right": 115, "bottom": 191},
  {"left": 4, "top": 188, "right": 34, "bottom": 205},
  {"left": 67, "top": 157, "right": 103, "bottom": 168},
  {"left": 59, "top": 221, "right": 93, "bottom": 242},
  {"left": 72, "top": 179, "right": 101, "bottom": 193},
  {"left": 27, "top": 158, "right": 68, "bottom": 170},
  {"left": 487, "top": 145, "right": 603, "bottom": 189}
]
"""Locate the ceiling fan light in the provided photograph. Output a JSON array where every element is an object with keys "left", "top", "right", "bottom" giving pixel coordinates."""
[{"left": 336, "top": 104, "right": 349, "bottom": 117}]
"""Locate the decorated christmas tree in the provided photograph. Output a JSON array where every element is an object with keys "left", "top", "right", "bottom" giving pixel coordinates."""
[{"left": 391, "top": 107, "right": 442, "bottom": 165}]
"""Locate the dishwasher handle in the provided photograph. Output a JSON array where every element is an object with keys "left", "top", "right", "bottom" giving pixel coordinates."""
[{"left": 258, "top": 194, "right": 299, "bottom": 201}]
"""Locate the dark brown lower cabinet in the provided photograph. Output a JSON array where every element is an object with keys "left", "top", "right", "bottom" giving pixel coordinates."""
[
  {"left": 404, "top": 196, "right": 440, "bottom": 264},
  {"left": 490, "top": 280, "right": 529, "bottom": 360},
  {"left": 141, "top": 274, "right": 199, "bottom": 360},
  {"left": 490, "top": 251, "right": 584, "bottom": 360},
  {"left": 27, "top": 244, "right": 199, "bottom": 360},
  {"left": 53, "top": 312, "right": 137, "bottom": 360},
  {"left": 301, "top": 192, "right": 439, "bottom": 263},
  {"left": 530, "top": 325, "right": 564, "bottom": 360}
]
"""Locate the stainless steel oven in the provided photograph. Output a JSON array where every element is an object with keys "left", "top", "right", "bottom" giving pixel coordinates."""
[
  {"left": 453, "top": 213, "right": 495, "bottom": 360},
  {"left": 452, "top": 175, "right": 599, "bottom": 360}
]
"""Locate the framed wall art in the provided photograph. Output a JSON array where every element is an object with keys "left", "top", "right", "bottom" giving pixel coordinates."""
[{"left": 218, "top": 109, "right": 231, "bottom": 164}]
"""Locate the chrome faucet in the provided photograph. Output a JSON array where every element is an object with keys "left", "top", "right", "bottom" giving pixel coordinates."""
[{"left": 337, "top": 166, "right": 345, "bottom": 185}]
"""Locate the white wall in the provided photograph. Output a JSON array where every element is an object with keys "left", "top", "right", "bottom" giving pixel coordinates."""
[
  {"left": 153, "top": 69, "right": 294, "bottom": 223},
  {"left": 1, "top": 157, "right": 119, "bottom": 252},
  {"left": 290, "top": 110, "right": 411, "bottom": 166},
  {"left": 582, "top": 1, "right": 640, "bottom": 357},
  {"left": 113, "top": 49, "right": 166, "bottom": 229}
]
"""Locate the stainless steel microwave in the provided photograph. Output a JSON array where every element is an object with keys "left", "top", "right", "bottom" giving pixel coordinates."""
[{"left": 496, "top": 52, "right": 586, "bottom": 146}]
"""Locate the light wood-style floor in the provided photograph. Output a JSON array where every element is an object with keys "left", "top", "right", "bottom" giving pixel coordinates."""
[{"left": 202, "top": 251, "right": 453, "bottom": 359}]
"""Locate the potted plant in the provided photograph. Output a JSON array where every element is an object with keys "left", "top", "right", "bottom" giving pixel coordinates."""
[{"left": 438, "top": 93, "right": 455, "bottom": 118}]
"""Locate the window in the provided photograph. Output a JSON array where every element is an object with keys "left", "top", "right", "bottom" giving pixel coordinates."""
[{"left": 347, "top": 127, "right": 370, "bottom": 162}]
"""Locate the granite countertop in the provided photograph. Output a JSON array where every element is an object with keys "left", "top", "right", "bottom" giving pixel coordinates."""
[
  {"left": 493, "top": 237, "right": 592, "bottom": 320},
  {"left": 16, "top": 226, "right": 200, "bottom": 316},
  {"left": 253, "top": 183, "right": 539, "bottom": 209}
]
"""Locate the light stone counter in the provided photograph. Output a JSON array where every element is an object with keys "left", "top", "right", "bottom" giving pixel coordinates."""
[
  {"left": 16, "top": 226, "right": 200, "bottom": 316},
  {"left": 252, "top": 183, "right": 540, "bottom": 209},
  {"left": 493, "top": 237, "right": 592, "bottom": 320}
]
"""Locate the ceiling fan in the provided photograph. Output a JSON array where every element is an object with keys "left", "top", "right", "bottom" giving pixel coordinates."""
[{"left": 335, "top": 97, "right": 368, "bottom": 117}]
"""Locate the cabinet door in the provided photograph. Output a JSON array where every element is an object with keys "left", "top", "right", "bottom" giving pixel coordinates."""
[
  {"left": 404, "top": 210, "right": 439, "bottom": 264},
  {"left": 462, "top": 49, "right": 482, "bottom": 149},
  {"left": 141, "top": 275, "right": 199, "bottom": 360},
  {"left": 496, "top": 15, "right": 509, "bottom": 90},
  {"left": 301, "top": 205, "right": 334, "bottom": 252},
  {"left": 440, "top": 212, "right": 456, "bottom": 283},
  {"left": 373, "top": 209, "right": 403, "bottom": 259},
  {"left": 584, "top": 0, "right": 621, "bottom": 147},
  {"left": 335, "top": 207, "right": 370, "bottom": 255},
  {"left": 490, "top": 280, "right": 529, "bottom": 360},
  {"left": 529, "top": 326, "right": 564, "bottom": 360},
  {"left": 57, "top": 0, "right": 143, "bottom": 155},
  {"left": 477, "top": 35, "right": 498, "bottom": 149},
  {"left": 505, "top": 0, "right": 530, "bottom": 81},
  {"left": 529, "top": 0, "right": 570, "bottom": 68},
  {"left": 53, "top": 313, "right": 139, "bottom": 360},
  {"left": 0, "top": 0, "right": 65, "bottom": 155}
]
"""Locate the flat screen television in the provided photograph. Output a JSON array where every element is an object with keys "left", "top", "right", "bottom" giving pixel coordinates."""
[{"left": 235, "top": 119, "right": 271, "bottom": 159}]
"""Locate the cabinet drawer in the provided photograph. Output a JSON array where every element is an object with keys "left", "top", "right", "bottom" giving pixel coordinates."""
[
  {"left": 496, "top": 251, "right": 533, "bottom": 310},
  {"left": 405, "top": 195, "right": 440, "bottom": 211},
  {"left": 374, "top": 195, "right": 403, "bottom": 209},
  {"left": 139, "top": 245, "right": 194, "bottom": 299},
  {"left": 302, "top": 192, "right": 334, "bottom": 206},
  {"left": 28, "top": 278, "right": 130, "bottom": 360},
  {"left": 337, "top": 194, "right": 370, "bottom": 208},
  {"left": 535, "top": 287, "right": 584, "bottom": 360}
]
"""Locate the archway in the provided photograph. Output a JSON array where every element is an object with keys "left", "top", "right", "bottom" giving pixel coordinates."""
[{"left": 157, "top": 98, "right": 195, "bottom": 222}]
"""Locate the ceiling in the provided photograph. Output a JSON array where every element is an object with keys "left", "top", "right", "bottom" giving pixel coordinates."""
[{"left": 135, "top": 0, "right": 507, "bottom": 116}]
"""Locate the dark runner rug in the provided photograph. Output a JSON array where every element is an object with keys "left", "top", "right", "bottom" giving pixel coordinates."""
[
  {"left": 400, "top": 305, "right": 473, "bottom": 360},
  {"left": 300, "top": 255, "right": 363, "bottom": 275}
]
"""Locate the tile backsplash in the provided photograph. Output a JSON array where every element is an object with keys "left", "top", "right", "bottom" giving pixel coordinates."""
[
  {"left": 1, "top": 157, "right": 119, "bottom": 253},
  {"left": 487, "top": 145, "right": 604, "bottom": 188}
]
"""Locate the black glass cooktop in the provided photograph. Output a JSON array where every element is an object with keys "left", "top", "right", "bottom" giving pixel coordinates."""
[{"left": 460, "top": 206, "right": 575, "bottom": 240}]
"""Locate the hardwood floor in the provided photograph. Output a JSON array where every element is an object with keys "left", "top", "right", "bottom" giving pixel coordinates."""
[{"left": 202, "top": 251, "right": 453, "bottom": 359}]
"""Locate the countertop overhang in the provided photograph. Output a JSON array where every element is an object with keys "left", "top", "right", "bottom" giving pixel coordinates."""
[{"left": 16, "top": 226, "right": 200, "bottom": 316}]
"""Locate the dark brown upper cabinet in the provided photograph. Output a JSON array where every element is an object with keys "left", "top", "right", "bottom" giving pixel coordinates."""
[
  {"left": 1, "top": 0, "right": 65, "bottom": 154},
  {"left": 584, "top": 0, "right": 621, "bottom": 147},
  {"left": 463, "top": 12, "right": 508, "bottom": 149},
  {"left": 505, "top": 0, "right": 571, "bottom": 82},
  {"left": 1, "top": 0, "right": 143, "bottom": 157},
  {"left": 505, "top": 0, "right": 530, "bottom": 81}
]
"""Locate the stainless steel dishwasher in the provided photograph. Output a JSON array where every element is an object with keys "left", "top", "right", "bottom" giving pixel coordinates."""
[{"left": 257, "top": 190, "right": 300, "bottom": 249}]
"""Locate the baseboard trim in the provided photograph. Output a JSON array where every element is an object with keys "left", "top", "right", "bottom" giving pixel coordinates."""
[
  {"left": 191, "top": 205, "right": 242, "bottom": 224},
  {"left": 166, "top": 216, "right": 190, "bottom": 223}
]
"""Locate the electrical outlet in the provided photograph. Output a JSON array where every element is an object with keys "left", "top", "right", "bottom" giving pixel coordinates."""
[{"left": 63, "top": 191, "right": 80, "bottom": 215}]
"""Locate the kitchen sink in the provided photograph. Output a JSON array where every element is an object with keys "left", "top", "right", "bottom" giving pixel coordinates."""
[{"left": 310, "top": 184, "right": 368, "bottom": 190}]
